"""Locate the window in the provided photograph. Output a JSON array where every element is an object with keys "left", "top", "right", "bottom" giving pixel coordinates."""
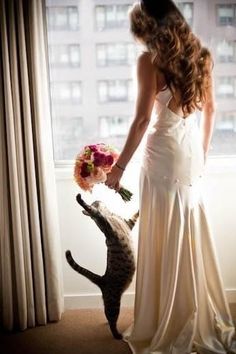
[
  {"left": 211, "top": 111, "right": 236, "bottom": 155},
  {"left": 45, "top": 0, "right": 236, "bottom": 163},
  {"left": 217, "top": 4, "right": 236, "bottom": 26},
  {"left": 216, "top": 111, "right": 236, "bottom": 131},
  {"left": 177, "top": 2, "right": 193, "bottom": 26},
  {"left": 49, "top": 44, "right": 80, "bottom": 66},
  {"left": 95, "top": 4, "right": 132, "bottom": 30},
  {"left": 96, "top": 43, "right": 137, "bottom": 66},
  {"left": 97, "top": 80, "right": 134, "bottom": 102},
  {"left": 53, "top": 116, "right": 83, "bottom": 160},
  {"left": 99, "top": 115, "right": 132, "bottom": 150},
  {"left": 100, "top": 115, "right": 132, "bottom": 137},
  {"left": 51, "top": 82, "right": 82, "bottom": 103},
  {"left": 47, "top": 6, "right": 79, "bottom": 30},
  {"left": 216, "top": 77, "right": 236, "bottom": 98},
  {"left": 216, "top": 40, "right": 236, "bottom": 63}
]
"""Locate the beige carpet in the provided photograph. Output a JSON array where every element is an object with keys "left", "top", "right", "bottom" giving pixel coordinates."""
[
  {"left": 1, "top": 304, "right": 236, "bottom": 354},
  {"left": 0, "top": 307, "right": 134, "bottom": 354}
]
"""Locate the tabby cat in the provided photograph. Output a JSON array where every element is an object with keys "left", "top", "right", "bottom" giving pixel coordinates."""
[{"left": 65, "top": 193, "right": 139, "bottom": 339}]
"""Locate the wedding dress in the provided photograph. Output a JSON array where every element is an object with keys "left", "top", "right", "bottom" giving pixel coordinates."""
[{"left": 122, "top": 86, "right": 236, "bottom": 354}]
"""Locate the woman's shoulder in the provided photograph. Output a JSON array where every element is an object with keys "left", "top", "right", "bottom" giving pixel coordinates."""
[
  {"left": 137, "top": 50, "right": 150, "bottom": 60},
  {"left": 137, "top": 51, "right": 155, "bottom": 72}
]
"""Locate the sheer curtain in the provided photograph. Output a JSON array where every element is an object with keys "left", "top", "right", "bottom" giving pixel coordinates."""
[{"left": 0, "top": 0, "right": 64, "bottom": 330}]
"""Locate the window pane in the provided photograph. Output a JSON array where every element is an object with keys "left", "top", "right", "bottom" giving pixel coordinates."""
[
  {"left": 96, "top": 42, "right": 137, "bottom": 66},
  {"left": 95, "top": 6, "right": 105, "bottom": 29},
  {"left": 68, "top": 7, "right": 79, "bottom": 30},
  {"left": 69, "top": 45, "right": 80, "bottom": 66},
  {"left": 217, "top": 77, "right": 236, "bottom": 98},
  {"left": 46, "top": 0, "right": 236, "bottom": 162},
  {"left": 50, "top": 81, "right": 82, "bottom": 105},
  {"left": 106, "top": 5, "right": 116, "bottom": 27},
  {"left": 98, "top": 81, "right": 108, "bottom": 102},
  {"left": 53, "top": 116, "right": 83, "bottom": 160},
  {"left": 47, "top": 6, "right": 79, "bottom": 30},
  {"left": 217, "top": 5, "right": 235, "bottom": 26},
  {"left": 95, "top": 4, "right": 131, "bottom": 30},
  {"left": 99, "top": 115, "right": 132, "bottom": 150},
  {"left": 217, "top": 40, "right": 235, "bottom": 62}
]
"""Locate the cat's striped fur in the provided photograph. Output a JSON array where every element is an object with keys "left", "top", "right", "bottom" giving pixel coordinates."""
[{"left": 65, "top": 193, "right": 138, "bottom": 339}]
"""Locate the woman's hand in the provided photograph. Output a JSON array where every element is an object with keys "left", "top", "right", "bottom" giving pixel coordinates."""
[{"left": 105, "top": 164, "right": 124, "bottom": 192}]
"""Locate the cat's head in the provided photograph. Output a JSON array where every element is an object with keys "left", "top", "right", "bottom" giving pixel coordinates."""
[{"left": 83, "top": 200, "right": 111, "bottom": 217}]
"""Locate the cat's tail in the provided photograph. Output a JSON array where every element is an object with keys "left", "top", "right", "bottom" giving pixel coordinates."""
[{"left": 65, "top": 250, "right": 103, "bottom": 288}]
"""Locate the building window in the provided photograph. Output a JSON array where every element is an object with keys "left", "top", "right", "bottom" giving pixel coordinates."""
[
  {"left": 49, "top": 44, "right": 80, "bottom": 67},
  {"left": 177, "top": 2, "right": 193, "bottom": 26},
  {"left": 216, "top": 40, "right": 236, "bottom": 63},
  {"left": 211, "top": 111, "right": 236, "bottom": 155},
  {"left": 99, "top": 115, "right": 132, "bottom": 137},
  {"left": 96, "top": 43, "right": 137, "bottom": 66},
  {"left": 97, "top": 80, "right": 134, "bottom": 102},
  {"left": 216, "top": 77, "right": 236, "bottom": 98},
  {"left": 216, "top": 111, "right": 236, "bottom": 131},
  {"left": 95, "top": 4, "right": 132, "bottom": 30},
  {"left": 51, "top": 82, "right": 82, "bottom": 103},
  {"left": 217, "top": 4, "right": 236, "bottom": 26},
  {"left": 53, "top": 116, "right": 83, "bottom": 160},
  {"left": 46, "top": 6, "right": 79, "bottom": 31}
]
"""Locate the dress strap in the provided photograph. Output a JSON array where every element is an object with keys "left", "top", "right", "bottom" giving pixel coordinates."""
[{"left": 166, "top": 93, "right": 173, "bottom": 107}]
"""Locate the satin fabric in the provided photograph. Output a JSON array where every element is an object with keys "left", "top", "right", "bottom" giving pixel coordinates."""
[{"left": 122, "top": 89, "right": 236, "bottom": 354}]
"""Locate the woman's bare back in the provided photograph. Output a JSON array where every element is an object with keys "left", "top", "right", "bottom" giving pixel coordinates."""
[{"left": 154, "top": 64, "right": 188, "bottom": 118}]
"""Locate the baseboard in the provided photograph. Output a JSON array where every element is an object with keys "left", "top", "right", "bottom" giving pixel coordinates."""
[
  {"left": 64, "top": 289, "right": 236, "bottom": 309},
  {"left": 226, "top": 289, "right": 236, "bottom": 303}
]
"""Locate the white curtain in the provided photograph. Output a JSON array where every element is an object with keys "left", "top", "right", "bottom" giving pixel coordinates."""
[{"left": 0, "top": 0, "right": 64, "bottom": 330}]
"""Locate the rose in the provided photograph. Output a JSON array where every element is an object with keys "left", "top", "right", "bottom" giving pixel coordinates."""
[
  {"left": 87, "top": 144, "right": 98, "bottom": 152},
  {"left": 105, "top": 155, "right": 114, "bottom": 165},
  {"left": 80, "top": 162, "right": 90, "bottom": 178},
  {"left": 93, "top": 152, "right": 107, "bottom": 166}
]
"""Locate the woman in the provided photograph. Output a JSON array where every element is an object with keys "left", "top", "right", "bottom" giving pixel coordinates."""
[{"left": 105, "top": 1, "right": 236, "bottom": 353}]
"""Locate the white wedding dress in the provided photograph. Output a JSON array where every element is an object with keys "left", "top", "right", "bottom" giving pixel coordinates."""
[{"left": 122, "top": 87, "right": 236, "bottom": 354}]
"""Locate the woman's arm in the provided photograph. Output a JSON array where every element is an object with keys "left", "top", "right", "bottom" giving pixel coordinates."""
[
  {"left": 114, "top": 52, "right": 157, "bottom": 169},
  {"left": 200, "top": 62, "right": 216, "bottom": 162},
  {"left": 105, "top": 52, "right": 157, "bottom": 190}
]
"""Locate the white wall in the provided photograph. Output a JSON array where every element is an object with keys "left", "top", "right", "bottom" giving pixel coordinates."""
[{"left": 55, "top": 154, "right": 236, "bottom": 309}]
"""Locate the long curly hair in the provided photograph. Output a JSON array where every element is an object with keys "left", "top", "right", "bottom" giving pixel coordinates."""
[{"left": 129, "top": 0, "right": 214, "bottom": 116}]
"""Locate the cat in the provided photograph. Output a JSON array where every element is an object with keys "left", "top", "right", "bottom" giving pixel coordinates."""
[{"left": 65, "top": 193, "right": 139, "bottom": 340}]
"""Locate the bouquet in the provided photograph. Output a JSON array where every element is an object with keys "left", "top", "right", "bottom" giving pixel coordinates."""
[{"left": 74, "top": 143, "right": 133, "bottom": 202}]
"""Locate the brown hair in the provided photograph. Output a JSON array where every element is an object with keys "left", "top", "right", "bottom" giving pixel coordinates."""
[{"left": 129, "top": 1, "right": 214, "bottom": 116}]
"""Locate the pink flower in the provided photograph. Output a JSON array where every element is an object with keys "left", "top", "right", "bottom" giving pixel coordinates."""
[
  {"left": 88, "top": 144, "right": 98, "bottom": 152},
  {"left": 105, "top": 155, "right": 114, "bottom": 165},
  {"left": 93, "top": 152, "right": 106, "bottom": 166}
]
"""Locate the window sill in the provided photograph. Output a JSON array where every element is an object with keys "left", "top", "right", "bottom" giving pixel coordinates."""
[{"left": 55, "top": 155, "right": 236, "bottom": 180}]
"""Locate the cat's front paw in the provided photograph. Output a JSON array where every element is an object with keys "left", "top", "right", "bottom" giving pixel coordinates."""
[{"left": 76, "top": 193, "right": 83, "bottom": 204}]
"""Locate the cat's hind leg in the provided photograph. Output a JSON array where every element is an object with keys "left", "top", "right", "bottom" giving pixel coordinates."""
[{"left": 103, "top": 295, "right": 123, "bottom": 340}]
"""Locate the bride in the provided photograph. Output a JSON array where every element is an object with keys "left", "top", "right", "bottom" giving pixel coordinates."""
[{"left": 105, "top": 1, "right": 236, "bottom": 353}]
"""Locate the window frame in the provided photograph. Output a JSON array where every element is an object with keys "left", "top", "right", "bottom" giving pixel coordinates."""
[{"left": 216, "top": 4, "right": 236, "bottom": 27}]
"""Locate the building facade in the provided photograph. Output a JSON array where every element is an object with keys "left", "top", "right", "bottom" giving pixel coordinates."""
[{"left": 46, "top": 0, "right": 236, "bottom": 161}]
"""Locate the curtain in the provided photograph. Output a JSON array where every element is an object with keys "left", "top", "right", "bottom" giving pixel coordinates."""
[{"left": 0, "top": 0, "right": 64, "bottom": 331}]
